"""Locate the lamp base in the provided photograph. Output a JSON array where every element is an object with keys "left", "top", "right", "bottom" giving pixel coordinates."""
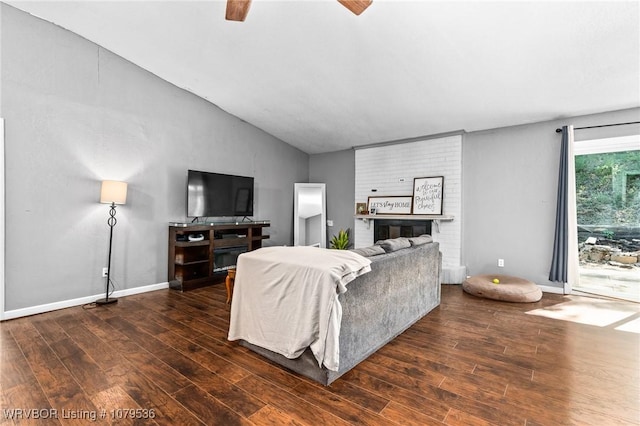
[{"left": 95, "top": 297, "right": 118, "bottom": 305}]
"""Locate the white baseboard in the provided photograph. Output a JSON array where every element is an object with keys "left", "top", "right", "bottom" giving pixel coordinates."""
[
  {"left": 538, "top": 285, "right": 565, "bottom": 295},
  {"left": 2, "top": 282, "right": 170, "bottom": 321},
  {"left": 3, "top": 280, "right": 563, "bottom": 321}
]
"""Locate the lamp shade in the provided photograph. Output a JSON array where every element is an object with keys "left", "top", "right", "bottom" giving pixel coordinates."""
[{"left": 100, "top": 180, "right": 128, "bottom": 205}]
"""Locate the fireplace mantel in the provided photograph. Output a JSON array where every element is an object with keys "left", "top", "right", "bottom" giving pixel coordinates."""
[
  {"left": 355, "top": 214, "right": 454, "bottom": 231},
  {"left": 355, "top": 214, "right": 454, "bottom": 221}
]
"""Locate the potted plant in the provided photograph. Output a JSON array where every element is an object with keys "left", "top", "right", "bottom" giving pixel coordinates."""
[{"left": 330, "top": 228, "right": 352, "bottom": 250}]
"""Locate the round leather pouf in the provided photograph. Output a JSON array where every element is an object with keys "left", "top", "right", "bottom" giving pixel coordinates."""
[{"left": 462, "top": 274, "right": 542, "bottom": 303}]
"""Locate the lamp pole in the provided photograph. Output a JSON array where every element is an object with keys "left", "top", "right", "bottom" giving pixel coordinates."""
[
  {"left": 96, "top": 202, "right": 119, "bottom": 305},
  {"left": 96, "top": 180, "right": 127, "bottom": 306}
]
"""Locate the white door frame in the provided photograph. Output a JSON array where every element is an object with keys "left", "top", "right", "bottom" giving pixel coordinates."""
[
  {"left": 572, "top": 134, "right": 640, "bottom": 297},
  {"left": 0, "top": 118, "right": 5, "bottom": 320},
  {"left": 566, "top": 126, "right": 577, "bottom": 295}
]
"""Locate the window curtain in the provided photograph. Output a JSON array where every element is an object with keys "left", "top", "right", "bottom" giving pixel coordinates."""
[{"left": 549, "top": 125, "right": 578, "bottom": 291}]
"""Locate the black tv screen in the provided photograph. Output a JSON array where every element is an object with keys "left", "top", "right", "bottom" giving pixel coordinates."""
[{"left": 187, "top": 170, "right": 254, "bottom": 218}]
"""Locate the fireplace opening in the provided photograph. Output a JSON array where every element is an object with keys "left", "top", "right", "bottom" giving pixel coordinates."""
[
  {"left": 213, "top": 246, "right": 248, "bottom": 272},
  {"left": 373, "top": 219, "right": 432, "bottom": 242}
]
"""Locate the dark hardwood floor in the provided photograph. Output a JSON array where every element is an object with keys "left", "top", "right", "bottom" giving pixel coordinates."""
[{"left": 2, "top": 284, "right": 639, "bottom": 425}]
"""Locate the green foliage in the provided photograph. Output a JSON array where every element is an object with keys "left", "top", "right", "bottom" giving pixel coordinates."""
[
  {"left": 601, "top": 229, "right": 615, "bottom": 239},
  {"left": 330, "top": 228, "right": 351, "bottom": 250},
  {"left": 575, "top": 150, "right": 640, "bottom": 226}
]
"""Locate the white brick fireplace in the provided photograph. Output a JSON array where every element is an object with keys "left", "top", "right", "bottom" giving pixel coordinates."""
[{"left": 354, "top": 134, "right": 466, "bottom": 283}]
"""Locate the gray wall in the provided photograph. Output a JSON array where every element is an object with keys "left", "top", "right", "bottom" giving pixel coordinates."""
[
  {"left": 1, "top": 5, "right": 308, "bottom": 310},
  {"left": 309, "top": 149, "right": 355, "bottom": 246},
  {"left": 0, "top": 5, "right": 3, "bottom": 117},
  {"left": 463, "top": 108, "right": 640, "bottom": 289}
]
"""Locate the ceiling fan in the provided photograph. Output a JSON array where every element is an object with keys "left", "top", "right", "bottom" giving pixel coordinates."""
[{"left": 226, "top": 0, "right": 372, "bottom": 22}]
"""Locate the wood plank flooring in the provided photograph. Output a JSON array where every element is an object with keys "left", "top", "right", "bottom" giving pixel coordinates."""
[{"left": 2, "top": 284, "right": 639, "bottom": 425}]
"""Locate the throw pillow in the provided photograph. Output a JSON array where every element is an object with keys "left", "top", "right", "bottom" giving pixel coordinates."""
[
  {"left": 408, "top": 234, "right": 433, "bottom": 246},
  {"left": 375, "top": 237, "right": 411, "bottom": 253},
  {"left": 350, "top": 245, "right": 386, "bottom": 257}
]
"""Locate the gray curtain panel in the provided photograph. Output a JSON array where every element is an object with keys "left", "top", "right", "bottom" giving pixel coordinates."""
[{"left": 549, "top": 126, "right": 572, "bottom": 283}]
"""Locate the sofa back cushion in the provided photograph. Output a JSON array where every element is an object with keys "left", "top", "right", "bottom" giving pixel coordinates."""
[
  {"left": 375, "top": 237, "right": 412, "bottom": 253},
  {"left": 350, "top": 245, "right": 386, "bottom": 257},
  {"left": 408, "top": 234, "right": 433, "bottom": 246}
]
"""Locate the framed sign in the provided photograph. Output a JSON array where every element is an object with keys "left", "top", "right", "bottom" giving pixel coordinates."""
[
  {"left": 367, "top": 196, "right": 412, "bottom": 215},
  {"left": 412, "top": 176, "right": 444, "bottom": 215}
]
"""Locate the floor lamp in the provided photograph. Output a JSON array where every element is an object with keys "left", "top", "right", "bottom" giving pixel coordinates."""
[{"left": 96, "top": 180, "right": 128, "bottom": 305}]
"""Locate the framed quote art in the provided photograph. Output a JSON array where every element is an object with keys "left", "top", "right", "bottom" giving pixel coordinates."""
[
  {"left": 367, "top": 196, "right": 412, "bottom": 215},
  {"left": 412, "top": 176, "right": 444, "bottom": 215}
]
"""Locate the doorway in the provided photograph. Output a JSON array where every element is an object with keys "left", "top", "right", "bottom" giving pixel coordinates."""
[
  {"left": 574, "top": 135, "right": 640, "bottom": 302},
  {"left": 0, "top": 118, "right": 4, "bottom": 320}
]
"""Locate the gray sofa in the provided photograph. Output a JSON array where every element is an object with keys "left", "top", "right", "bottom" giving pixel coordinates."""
[{"left": 240, "top": 236, "right": 441, "bottom": 385}]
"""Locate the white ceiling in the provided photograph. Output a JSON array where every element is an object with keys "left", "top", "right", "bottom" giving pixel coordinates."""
[{"left": 7, "top": 0, "right": 640, "bottom": 154}]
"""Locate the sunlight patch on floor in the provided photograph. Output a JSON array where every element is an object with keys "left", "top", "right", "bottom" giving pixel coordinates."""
[
  {"left": 615, "top": 316, "right": 640, "bottom": 333},
  {"left": 526, "top": 296, "right": 640, "bottom": 333}
]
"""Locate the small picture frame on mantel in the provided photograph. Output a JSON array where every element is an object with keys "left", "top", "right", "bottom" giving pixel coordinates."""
[
  {"left": 355, "top": 202, "right": 368, "bottom": 215},
  {"left": 412, "top": 176, "right": 444, "bottom": 215}
]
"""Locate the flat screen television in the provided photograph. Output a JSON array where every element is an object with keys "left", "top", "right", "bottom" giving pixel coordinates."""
[{"left": 187, "top": 170, "right": 254, "bottom": 218}]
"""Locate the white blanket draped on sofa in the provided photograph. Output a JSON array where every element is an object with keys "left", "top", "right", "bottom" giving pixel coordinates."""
[{"left": 227, "top": 246, "right": 371, "bottom": 371}]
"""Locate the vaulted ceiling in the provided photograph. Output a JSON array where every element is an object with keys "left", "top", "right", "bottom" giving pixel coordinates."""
[{"left": 7, "top": 1, "right": 640, "bottom": 154}]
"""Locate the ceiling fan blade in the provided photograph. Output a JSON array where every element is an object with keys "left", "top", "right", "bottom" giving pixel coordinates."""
[
  {"left": 226, "top": 0, "right": 252, "bottom": 21},
  {"left": 338, "top": 0, "right": 372, "bottom": 16}
]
